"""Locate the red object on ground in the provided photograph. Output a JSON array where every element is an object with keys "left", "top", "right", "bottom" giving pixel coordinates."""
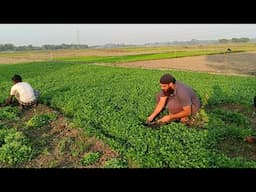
[{"left": 245, "top": 136, "right": 256, "bottom": 143}]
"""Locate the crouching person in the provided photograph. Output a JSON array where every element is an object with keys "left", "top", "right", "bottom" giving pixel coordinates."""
[
  {"left": 146, "top": 73, "right": 203, "bottom": 127},
  {"left": 1, "top": 74, "right": 40, "bottom": 109}
]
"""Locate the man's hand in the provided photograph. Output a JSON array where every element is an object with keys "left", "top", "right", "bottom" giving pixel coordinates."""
[
  {"left": 146, "top": 121, "right": 167, "bottom": 128},
  {"left": 146, "top": 115, "right": 155, "bottom": 124},
  {"left": 156, "top": 115, "right": 173, "bottom": 124}
]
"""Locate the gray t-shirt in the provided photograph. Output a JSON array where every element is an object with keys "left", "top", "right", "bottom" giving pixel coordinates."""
[{"left": 158, "top": 81, "right": 201, "bottom": 115}]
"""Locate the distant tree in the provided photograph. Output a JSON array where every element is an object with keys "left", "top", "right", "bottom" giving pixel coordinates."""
[
  {"left": 239, "top": 37, "right": 250, "bottom": 42},
  {"left": 0, "top": 43, "right": 89, "bottom": 52},
  {"left": 219, "top": 39, "right": 230, "bottom": 43},
  {"left": 0, "top": 44, "right": 15, "bottom": 51},
  {"left": 190, "top": 39, "right": 199, "bottom": 44},
  {"left": 219, "top": 37, "right": 250, "bottom": 44},
  {"left": 231, "top": 37, "right": 250, "bottom": 43},
  {"left": 231, "top": 38, "right": 240, "bottom": 43}
]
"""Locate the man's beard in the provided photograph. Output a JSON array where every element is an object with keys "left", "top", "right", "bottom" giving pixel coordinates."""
[{"left": 163, "top": 88, "right": 174, "bottom": 95}]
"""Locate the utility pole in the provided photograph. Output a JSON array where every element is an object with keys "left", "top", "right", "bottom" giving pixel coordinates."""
[{"left": 76, "top": 30, "right": 80, "bottom": 49}]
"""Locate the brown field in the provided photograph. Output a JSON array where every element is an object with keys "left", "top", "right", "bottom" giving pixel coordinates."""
[{"left": 116, "top": 51, "right": 256, "bottom": 76}]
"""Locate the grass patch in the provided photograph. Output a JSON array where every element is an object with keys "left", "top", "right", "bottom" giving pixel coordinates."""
[{"left": 81, "top": 152, "right": 101, "bottom": 166}]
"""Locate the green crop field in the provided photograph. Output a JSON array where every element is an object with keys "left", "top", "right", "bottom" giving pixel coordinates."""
[
  {"left": 1, "top": 59, "right": 255, "bottom": 168},
  {"left": 57, "top": 50, "right": 244, "bottom": 64}
]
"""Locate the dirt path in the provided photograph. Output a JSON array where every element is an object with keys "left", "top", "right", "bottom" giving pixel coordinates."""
[{"left": 116, "top": 51, "right": 256, "bottom": 76}]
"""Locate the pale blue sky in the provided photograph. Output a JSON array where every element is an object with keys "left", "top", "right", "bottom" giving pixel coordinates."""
[{"left": 0, "top": 24, "right": 256, "bottom": 46}]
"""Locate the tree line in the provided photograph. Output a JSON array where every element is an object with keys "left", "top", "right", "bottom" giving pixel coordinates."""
[
  {"left": 0, "top": 44, "right": 89, "bottom": 52},
  {"left": 218, "top": 37, "right": 250, "bottom": 43}
]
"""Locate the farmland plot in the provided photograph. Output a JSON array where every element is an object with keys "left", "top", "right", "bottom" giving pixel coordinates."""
[{"left": 1, "top": 61, "right": 256, "bottom": 168}]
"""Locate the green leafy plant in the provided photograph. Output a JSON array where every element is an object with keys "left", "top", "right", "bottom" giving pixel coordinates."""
[
  {"left": 0, "top": 106, "right": 20, "bottom": 121},
  {"left": 25, "top": 113, "right": 57, "bottom": 128},
  {"left": 81, "top": 152, "right": 101, "bottom": 166},
  {"left": 211, "top": 109, "right": 250, "bottom": 127},
  {"left": 0, "top": 129, "right": 33, "bottom": 166},
  {"left": 103, "top": 158, "right": 128, "bottom": 168}
]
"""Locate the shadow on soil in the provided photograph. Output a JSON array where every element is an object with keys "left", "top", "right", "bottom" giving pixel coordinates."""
[
  {"left": 205, "top": 85, "right": 256, "bottom": 161},
  {"left": 206, "top": 52, "right": 256, "bottom": 76}
]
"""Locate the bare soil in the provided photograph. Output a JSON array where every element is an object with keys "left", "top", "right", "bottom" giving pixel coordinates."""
[
  {"left": 218, "top": 137, "right": 256, "bottom": 161},
  {"left": 116, "top": 51, "right": 256, "bottom": 76}
]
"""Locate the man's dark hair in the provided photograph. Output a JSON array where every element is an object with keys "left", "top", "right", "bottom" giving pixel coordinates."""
[
  {"left": 160, "top": 74, "right": 176, "bottom": 84},
  {"left": 12, "top": 74, "right": 22, "bottom": 82}
]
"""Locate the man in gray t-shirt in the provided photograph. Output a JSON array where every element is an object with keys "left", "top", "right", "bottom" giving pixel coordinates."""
[{"left": 146, "top": 73, "right": 201, "bottom": 126}]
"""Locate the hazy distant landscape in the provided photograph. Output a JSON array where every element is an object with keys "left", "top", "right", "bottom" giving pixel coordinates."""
[{"left": 0, "top": 37, "right": 255, "bottom": 51}]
